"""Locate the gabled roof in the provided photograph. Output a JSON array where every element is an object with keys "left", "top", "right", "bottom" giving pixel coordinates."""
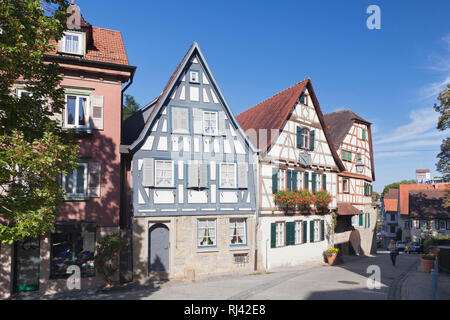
[
  {"left": 122, "top": 97, "right": 158, "bottom": 145},
  {"left": 384, "top": 189, "right": 399, "bottom": 212},
  {"left": 385, "top": 188, "right": 399, "bottom": 200},
  {"left": 235, "top": 79, "right": 345, "bottom": 171},
  {"left": 324, "top": 109, "right": 375, "bottom": 181},
  {"left": 399, "top": 184, "right": 448, "bottom": 216},
  {"left": 409, "top": 190, "right": 450, "bottom": 219},
  {"left": 127, "top": 42, "right": 257, "bottom": 153}
]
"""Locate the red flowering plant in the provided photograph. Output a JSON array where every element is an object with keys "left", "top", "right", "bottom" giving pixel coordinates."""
[
  {"left": 314, "top": 190, "right": 332, "bottom": 209},
  {"left": 295, "top": 189, "right": 315, "bottom": 207},
  {"left": 274, "top": 190, "right": 297, "bottom": 208}
]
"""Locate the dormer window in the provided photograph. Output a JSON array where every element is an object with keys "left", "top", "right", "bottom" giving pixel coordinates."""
[{"left": 59, "top": 31, "right": 85, "bottom": 56}]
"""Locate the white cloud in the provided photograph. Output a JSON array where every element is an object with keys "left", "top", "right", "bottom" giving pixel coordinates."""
[{"left": 374, "top": 151, "right": 417, "bottom": 159}]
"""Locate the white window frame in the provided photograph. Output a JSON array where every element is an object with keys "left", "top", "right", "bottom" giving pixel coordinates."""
[
  {"left": 230, "top": 218, "right": 247, "bottom": 246},
  {"left": 64, "top": 94, "right": 90, "bottom": 129},
  {"left": 301, "top": 128, "right": 309, "bottom": 150},
  {"left": 189, "top": 70, "right": 200, "bottom": 83},
  {"left": 219, "top": 162, "right": 237, "bottom": 189},
  {"left": 295, "top": 221, "right": 302, "bottom": 244},
  {"left": 154, "top": 160, "right": 175, "bottom": 188},
  {"left": 62, "top": 162, "right": 88, "bottom": 197},
  {"left": 276, "top": 222, "right": 284, "bottom": 247},
  {"left": 419, "top": 220, "right": 427, "bottom": 230},
  {"left": 314, "top": 220, "right": 320, "bottom": 242},
  {"left": 202, "top": 111, "right": 218, "bottom": 136},
  {"left": 62, "top": 31, "right": 82, "bottom": 55},
  {"left": 197, "top": 219, "right": 217, "bottom": 248},
  {"left": 343, "top": 178, "right": 349, "bottom": 194},
  {"left": 297, "top": 171, "right": 303, "bottom": 190},
  {"left": 438, "top": 220, "right": 446, "bottom": 231},
  {"left": 171, "top": 106, "right": 190, "bottom": 134}
]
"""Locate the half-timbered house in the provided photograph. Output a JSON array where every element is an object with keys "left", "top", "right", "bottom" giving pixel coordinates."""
[
  {"left": 236, "top": 79, "right": 346, "bottom": 270},
  {"left": 324, "top": 110, "right": 376, "bottom": 255},
  {"left": 121, "top": 43, "right": 258, "bottom": 282}
]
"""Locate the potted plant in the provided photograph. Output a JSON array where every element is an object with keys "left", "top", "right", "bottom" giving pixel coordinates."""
[
  {"left": 323, "top": 247, "right": 339, "bottom": 265},
  {"left": 295, "top": 189, "right": 314, "bottom": 214},
  {"left": 421, "top": 254, "right": 436, "bottom": 273},
  {"left": 314, "top": 190, "right": 332, "bottom": 214}
]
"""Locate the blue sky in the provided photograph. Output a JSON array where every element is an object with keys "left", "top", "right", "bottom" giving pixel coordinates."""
[{"left": 75, "top": 0, "right": 449, "bottom": 192}]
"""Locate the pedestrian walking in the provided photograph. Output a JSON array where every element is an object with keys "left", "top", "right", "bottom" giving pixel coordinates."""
[{"left": 388, "top": 240, "right": 398, "bottom": 266}]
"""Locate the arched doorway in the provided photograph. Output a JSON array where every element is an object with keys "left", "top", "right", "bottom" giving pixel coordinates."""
[
  {"left": 148, "top": 224, "right": 169, "bottom": 273},
  {"left": 349, "top": 230, "right": 361, "bottom": 256}
]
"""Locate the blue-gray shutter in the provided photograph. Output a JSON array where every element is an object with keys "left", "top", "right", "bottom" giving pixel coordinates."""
[
  {"left": 142, "top": 158, "right": 154, "bottom": 187},
  {"left": 312, "top": 173, "right": 317, "bottom": 192},
  {"left": 304, "top": 172, "right": 309, "bottom": 190},
  {"left": 91, "top": 95, "right": 104, "bottom": 130},
  {"left": 219, "top": 111, "right": 227, "bottom": 136},
  {"left": 297, "top": 126, "right": 302, "bottom": 148},
  {"left": 188, "top": 163, "right": 199, "bottom": 188},
  {"left": 238, "top": 163, "right": 248, "bottom": 189},
  {"left": 192, "top": 108, "right": 203, "bottom": 134},
  {"left": 199, "top": 163, "right": 208, "bottom": 189},
  {"left": 292, "top": 171, "right": 298, "bottom": 190}
]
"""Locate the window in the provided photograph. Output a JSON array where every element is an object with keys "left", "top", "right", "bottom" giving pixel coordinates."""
[
  {"left": 420, "top": 220, "right": 427, "bottom": 230},
  {"left": 390, "top": 225, "right": 396, "bottom": 233},
  {"left": 297, "top": 172, "right": 303, "bottom": 190},
  {"left": 190, "top": 70, "right": 200, "bottom": 83},
  {"left": 276, "top": 222, "right": 284, "bottom": 247},
  {"left": 203, "top": 111, "right": 218, "bottom": 135},
  {"left": 343, "top": 178, "right": 349, "bottom": 194},
  {"left": 313, "top": 220, "right": 320, "bottom": 242},
  {"left": 404, "top": 221, "right": 411, "bottom": 229},
  {"left": 316, "top": 173, "right": 322, "bottom": 192},
  {"left": 198, "top": 219, "right": 216, "bottom": 247},
  {"left": 390, "top": 214, "right": 395, "bottom": 221},
  {"left": 220, "top": 163, "right": 236, "bottom": 188},
  {"left": 63, "top": 32, "right": 82, "bottom": 55},
  {"left": 171, "top": 107, "right": 189, "bottom": 133},
  {"left": 65, "top": 95, "right": 89, "bottom": 128},
  {"left": 347, "top": 152, "right": 352, "bottom": 162},
  {"left": 438, "top": 220, "right": 446, "bottom": 231},
  {"left": 278, "top": 169, "right": 286, "bottom": 191},
  {"left": 50, "top": 230, "right": 96, "bottom": 278},
  {"left": 230, "top": 218, "right": 247, "bottom": 246},
  {"left": 413, "top": 220, "right": 420, "bottom": 228},
  {"left": 362, "top": 129, "right": 366, "bottom": 140},
  {"left": 295, "top": 221, "right": 302, "bottom": 244},
  {"left": 63, "top": 163, "right": 88, "bottom": 197},
  {"left": 155, "top": 160, "right": 174, "bottom": 188},
  {"left": 301, "top": 128, "right": 309, "bottom": 150}
]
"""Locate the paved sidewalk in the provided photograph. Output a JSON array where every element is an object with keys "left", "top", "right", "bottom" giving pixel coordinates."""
[{"left": 401, "top": 258, "right": 450, "bottom": 300}]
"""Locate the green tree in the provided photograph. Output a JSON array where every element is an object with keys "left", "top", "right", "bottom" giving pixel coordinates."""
[
  {"left": 0, "top": 0, "right": 79, "bottom": 244},
  {"left": 123, "top": 94, "right": 140, "bottom": 120},
  {"left": 434, "top": 84, "right": 450, "bottom": 206},
  {"left": 95, "top": 234, "right": 127, "bottom": 288},
  {"left": 381, "top": 180, "right": 416, "bottom": 198}
]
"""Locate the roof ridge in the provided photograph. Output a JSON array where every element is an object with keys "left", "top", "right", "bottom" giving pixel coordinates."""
[
  {"left": 237, "top": 78, "right": 309, "bottom": 117},
  {"left": 92, "top": 26, "right": 121, "bottom": 33}
]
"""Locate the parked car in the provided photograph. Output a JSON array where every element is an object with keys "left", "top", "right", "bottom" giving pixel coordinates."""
[
  {"left": 396, "top": 241, "right": 406, "bottom": 252},
  {"left": 408, "top": 242, "right": 423, "bottom": 253}
]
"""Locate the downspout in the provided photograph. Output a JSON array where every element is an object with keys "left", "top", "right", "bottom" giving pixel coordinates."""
[{"left": 254, "top": 152, "right": 260, "bottom": 271}]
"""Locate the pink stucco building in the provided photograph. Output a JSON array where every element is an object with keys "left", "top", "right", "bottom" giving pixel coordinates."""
[{"left": 0, "top": 3, "right": 135, "bottom": 298}]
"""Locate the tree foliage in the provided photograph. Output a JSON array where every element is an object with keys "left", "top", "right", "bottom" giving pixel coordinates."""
[
  {"left": 381, "top": 180, "right": 416, "bottom": 198},
  {"left": 434, "top": 84, "right": 450, "bottom": 178},
  {"left": 123, "top": 94, "right": 140, "bottom": 120},
  {"left": 0, "top": 0, "right": 79, "bottom": 244}
]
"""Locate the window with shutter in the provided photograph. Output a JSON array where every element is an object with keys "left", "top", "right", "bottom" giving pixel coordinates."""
[
  {"left": 271, "top": 223, "right": 277, "bottom": 248},
  {"left": 312, "top": 173, "right": 317, "bottom": 192},
  {"left": 297, "top": 171, "right": 303, "bottom": 191},
  {"left": 192, "top": 108, "right": 203, "bottom": 134},
  {"left": 155, "top": 160, "right": 175, "bottom": 188},
  {"left": 295, "top": 221, "right": 302, "bottom": 244},
  {"left": 88, "top": 162, "right": 101, "bottom": 198},
  {"left": 219, "top": 163, "right": 236, "bottom": 188},
  {"left": 310, "top": 221, "right": 314, "bottom": 243},
  {"left": 90, "top": 95, "right": 103, "bottom": 130},
  {"left": 203, "top": 111, "right": 218, "bottom": 135},
  {"left": 65, "top": 94, "right": 89, "bottom": 129},
  {"left": 323, "top": 174, "right": 327, "bottom": 191},
  {"left": 278, "top": 169, "right": 286, "bottom": 191},
  {"left": 303, "top": 221, "right": 308, "bottom": 243},
  {"left": 301, "top": 128, "right": 309, "bottom": 149},
  {"left": 142, "top": 158, "right": 154, "bottom": 187},
  {"left": 63, "top": 162, "right": 88, "bottom": 198},
  {"left": 292, "top": 170, "right": 298, "bottom": 191},
  {"left": 321, "top": 220, "right": 325, "bottom": 241},
  {"left": 347, "top": 152, "right": 352, "bottom": 162},
  {"left": 272, "top": 168, "right": 278, "bottom": 193},
  {"left": 362, "top": 129, "right": 366, "bottom": 140},
  {"left": 296, "top": 126, "right": 302, "bottom": 148},
  {"left": 238, "top": 163, "right": 248, "bottom": 189},
  {"left": 199, "top": 163, "right": 208, "bottom": 189},
  {"left": 342, "top": 151, "right": 347, "bottom": 161},
  {"left": 304, "top": 172, "right": 309, "bottom": 190},
  {"left": 286, "top": 222, "right": 295, "bottom": 246},
  {"left": 276, "top": 222, "right": 285, "bottom": 247}
]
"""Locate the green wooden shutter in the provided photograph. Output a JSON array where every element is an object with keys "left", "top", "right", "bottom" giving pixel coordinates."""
[
  {"left": 343, "top": 151, "right": 347, "bottom": 161},
  {"left": 348, "top": 152, "right": 352, "bottom": 162},
  {"left": 272, "top": 168, "right": 278, "bottom": 193},
  {"left": 287, "top": 170, "right": 292, "bottom": 191},
  {"left": 359, "top": 214, "right": 363, "bottom": 226},
  {"left": 310, "top": 130, "right": 315, "bottom": 151},
  {"left": 292, "top": 171, "right": 298, "bottom": 190},
  {"left": 362, "top": 129, "right": 366, "bottom": 140},
  {"left": 286, "top": 222, "right": 295, "bottom": 246},
  {"left": 321, "top": 220, "right": 325, "bottom": 241},
  {"left": 271, "top": 223, "right": 276, "bottom": 248},
  {"left": 323, "top": 174, "right": 327, "bottom": 190},
  {"left": 297, "top": 126, "right": 302, "bottom": 148},
  {"left": 303, "top": 221, "right": 308, "bottom": 243},
  {"left": 310, "top": 221, "right": 315, "bottom": 242},
  {"left": 368, "top": 213, "right": 370, "bottom": 228},
  {"left": 312, "top": 173, "right": 317, "bottom": 192},
  {"left": 304, "top": 172, "right": 309, "bottom": 190}
]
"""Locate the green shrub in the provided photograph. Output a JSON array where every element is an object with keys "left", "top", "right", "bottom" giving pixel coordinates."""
[{"left": 95, "top": 234, "right": 127, "bottom": 287}]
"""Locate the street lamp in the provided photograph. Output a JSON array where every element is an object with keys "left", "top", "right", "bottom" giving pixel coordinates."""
[{"left": 356, "top": 159, "right": 364, "bottom": 174}]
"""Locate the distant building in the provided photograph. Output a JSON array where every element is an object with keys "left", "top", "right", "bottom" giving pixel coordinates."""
[{"left": 416, "top": 169, "right": 431, "bottom": 184}]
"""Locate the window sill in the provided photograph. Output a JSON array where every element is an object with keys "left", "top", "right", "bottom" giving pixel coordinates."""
[
  {"left": 196, "top": 247, "right": 219, "bottom": 253},
  {"left": 64, "top": 196, "right": 90, "bottom": 202},
  {"left": 230, "top": 245, "right": 249, "bottom": 251},
  {"left": 63, "top": 127, "right": 94, "bottom": 135}
]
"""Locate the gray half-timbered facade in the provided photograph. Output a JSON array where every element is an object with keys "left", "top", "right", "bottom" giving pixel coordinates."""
[{"left": 122, "top": 42, "right": 258, "bottom": 281}]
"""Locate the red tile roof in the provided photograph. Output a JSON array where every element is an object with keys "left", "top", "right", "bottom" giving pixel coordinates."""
[
  {"left": 47, "top": 26, "right": 129, "bottom": 66},
  {"left": 409, "top": 190, "right": 450, "bottom": 219},
  {"left": 385, "top": 189, "right": 399, "bottom": 200},
  {"left": 235, "top": 79, "right": 345, "bottom": 171},
  {"left": 399, "top": 184, "right": 448, "bottom": 216},
  {"left": 336, "top": 202, "right": 362, "bottom": 216}
]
